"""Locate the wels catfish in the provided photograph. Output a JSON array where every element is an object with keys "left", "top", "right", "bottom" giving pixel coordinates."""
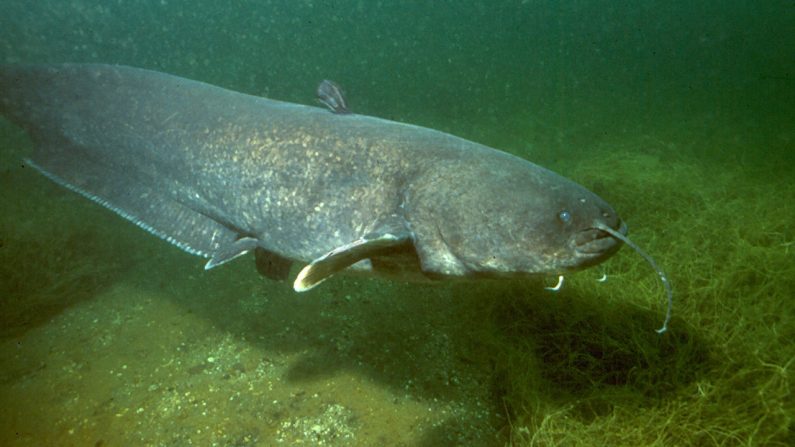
[{"left": 0, "top": 64, "right": 671, "bottom": 332}]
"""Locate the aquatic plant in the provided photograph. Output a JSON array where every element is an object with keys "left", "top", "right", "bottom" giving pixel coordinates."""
[{"left": 460, "top": 148, "right": 794, "bottom": 446}]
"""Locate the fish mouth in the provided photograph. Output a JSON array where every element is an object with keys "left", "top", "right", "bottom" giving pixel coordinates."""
[{"left": 574, "top": 220, "right": 628, "bottom": 255}]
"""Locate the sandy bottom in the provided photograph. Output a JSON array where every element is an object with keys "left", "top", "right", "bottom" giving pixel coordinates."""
[{"left": 1, "top": 272, "right": 496, "bottom": 446}]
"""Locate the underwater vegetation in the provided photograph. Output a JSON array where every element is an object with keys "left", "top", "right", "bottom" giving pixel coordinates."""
[{"left": 454, "top": 145, "right": 795, "bottom": 446}]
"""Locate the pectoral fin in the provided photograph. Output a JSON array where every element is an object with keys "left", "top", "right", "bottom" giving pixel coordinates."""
[{"left": 293, "top": 215, "right": 412, "bottom": 292}]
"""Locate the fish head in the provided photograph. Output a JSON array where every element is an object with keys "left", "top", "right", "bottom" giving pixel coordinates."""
[{"left": 412, "top": 153, "right": 625, "bottom": 278}]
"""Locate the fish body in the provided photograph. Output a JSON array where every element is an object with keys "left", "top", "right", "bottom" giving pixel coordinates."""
[{"left": 0, "top": 64, "right": 625, "bottom": 291}]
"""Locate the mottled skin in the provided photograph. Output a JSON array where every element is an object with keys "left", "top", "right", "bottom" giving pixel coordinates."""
[{"left": 0, "top": 64, "right": 624, "bottom": 285}]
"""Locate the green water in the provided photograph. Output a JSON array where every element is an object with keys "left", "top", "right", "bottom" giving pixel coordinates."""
[{"left": 0, "top": 1, "right": 792, "bottom": 446}]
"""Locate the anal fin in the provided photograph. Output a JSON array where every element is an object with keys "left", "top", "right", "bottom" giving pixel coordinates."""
[{"left": 25, "top": 146, "right": 240, "bottom": 263}]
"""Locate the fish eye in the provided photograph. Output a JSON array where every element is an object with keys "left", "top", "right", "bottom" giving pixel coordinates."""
[{"left": 558, "top": 210, "right": 572, "bottom": 224}]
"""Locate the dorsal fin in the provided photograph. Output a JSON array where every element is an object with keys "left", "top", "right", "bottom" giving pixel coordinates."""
[{"left": 316, "top": 79, "right": 350, "bottom": 114}]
